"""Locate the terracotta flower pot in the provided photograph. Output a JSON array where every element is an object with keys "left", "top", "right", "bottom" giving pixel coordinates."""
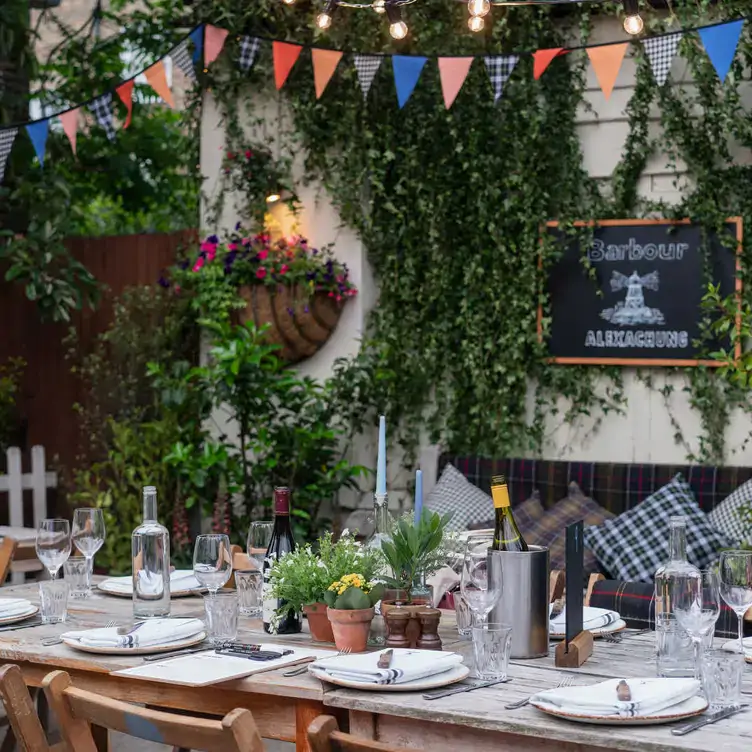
[
  {"left": 327, "top": 607, "right": 374, "bottom": 653},
  {"left": 303, "top": 602, "right": 335, "bottom": 643}
]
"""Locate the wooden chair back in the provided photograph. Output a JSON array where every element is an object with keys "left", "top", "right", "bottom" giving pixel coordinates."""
[
  {"left": 43, "top": 670, "right": 264, "bottom": 752},
  {"left": 0, "top": 537, "right": 18, "bottom": 586},
  {"left": 308, "top": 715, "right": 405, "bottom": 752},
  {"left": 226, "top": 544, "right": 253, "bottom": 589}
]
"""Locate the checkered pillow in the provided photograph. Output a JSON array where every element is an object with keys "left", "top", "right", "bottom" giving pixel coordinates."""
[
  {"left": 425, "top": 463, "right": 494, "bottom": 532},
  {"left": 709, "top": 478, "right": 752, "bottom": 544},
  {"left": 583, "top": 474, "right": 732, "bottom": 582},
  {"left": 468, "top": 490, "right": 545, "bottom": 536}
]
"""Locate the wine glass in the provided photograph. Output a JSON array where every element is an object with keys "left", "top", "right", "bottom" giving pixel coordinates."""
[
  {"left": 35, "top": 519, "right": 72, "bottom": 580},
  {"left": 719, "top": 550, "right": 752, "bottom": 656},
  {"left": 193, "top": 534, "right": 233, "bottom": 596},
  {"left": 247, "top": 521, "right": 273, "bottom": 572},
  {"left": 460, "top": 533, "right": 501, "bottom": 629},
  {"left": 71, "top": 508, "right": 106, "bottom": 594},
  {"left": 673, "top": 569, "right": 721, "bottom": 680}
]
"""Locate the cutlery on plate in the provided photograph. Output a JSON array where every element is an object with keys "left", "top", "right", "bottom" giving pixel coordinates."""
[
  {"left": 0, "top": 618, "right": 43, "bottom": 633},
  {"left": 117, "top": 621, "right": 146, "bottom": 636},
  {"left": 142, "top": 644, "right": 212, "bottom": 662},
  {"left": 282, "top": 648, "right": 352, "bottom": 677},
  {"left": 504, "top": 674, "right": 574, "bottom": 709},
  {"left": 377, "top": 649, "right": 393, "bottom": 669},
  {"left": 671, "top": 704, "right": 748, "bottom": 736},
  {"left": 423, "top": 677, "right": 511, "bottom": 700},
  {"left": 42, "top": 619, "right": 116, "bottom": 647}
]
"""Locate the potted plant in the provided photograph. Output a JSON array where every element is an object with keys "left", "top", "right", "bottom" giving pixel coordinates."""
[{"left": 324, "top": 574, "right": 385, "bottom": 653}]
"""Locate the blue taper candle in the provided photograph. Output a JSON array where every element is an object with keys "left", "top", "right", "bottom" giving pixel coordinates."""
[
  {"left": 414, "top": 469, "right": 423, "bottom": 524},
  {"left": 376, "top": 415, "right": 386, "bottom": 495}
]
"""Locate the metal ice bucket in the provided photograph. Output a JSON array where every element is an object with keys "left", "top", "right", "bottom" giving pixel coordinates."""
[{"left": 488, "top": 545, "right": 549, "bottom": 659}]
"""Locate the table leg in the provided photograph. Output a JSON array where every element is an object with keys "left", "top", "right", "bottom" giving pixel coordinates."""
[
  {"left": 91, "top": 724, "right": 109, "bottom": 752},
  {"left": 295, "top": 699, "right": 325, "bottom": 752}
]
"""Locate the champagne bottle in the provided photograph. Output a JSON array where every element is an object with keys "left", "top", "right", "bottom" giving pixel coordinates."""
[
  {"left": 491, "top": 475, "right": 528, "bottom": 552},
  {"left": 262, "top": 487, "right": 302, "bottom": 634}
]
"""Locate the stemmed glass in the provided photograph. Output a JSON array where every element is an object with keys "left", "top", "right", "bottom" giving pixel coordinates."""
[
  {"left": 719, "top": 550, "right": 752, "bottom": 656},
  {"left": 71, "top": 508, "right": 106, "bottom": 594},
  {"left": 35, "top": 519, "right": 72, "bottom": 580},
  {"left": 673, "top": 569, "right": 721, "bottom": 680},
  {"left": 193, "top": 534, "right": 233, "bottom": 596},
  {"left": 460, "top": 533, "right": 501, "bottom": 629},
  {"left": 247, "top": 521, "right": 273, "bottom": 572}
]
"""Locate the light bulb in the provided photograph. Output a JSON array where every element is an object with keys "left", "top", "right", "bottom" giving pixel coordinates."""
[
  {"left": 373, "top": 0, "right": 386, "bottom": 13},
  {"left": 623, "top": 13, "right": 643, "bottom": 35},
  {"left": 281, "top": 0, "right": 295, "bottom": 5},
  {"left": 389, "top": 20, "right": 408, "bottom": 39},
  {"left": 467, "top": 15, "right": 484, "bottom": 32},
  {"left": 468, "top": 0, "right": 490, "bottom": 17},
  {"left": 316, "top": 12, "right": 332, "bottom": 29},
  {"left": 266, "top": 193, "right": 281, "bottom": 203}
]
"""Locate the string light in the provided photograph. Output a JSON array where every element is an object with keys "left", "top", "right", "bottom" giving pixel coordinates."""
[
  {"left": 266, "top": 193, "right": 281, "bottom": 203},
  {"left": 386, "top": 2, "right": 408, "bottom": 39},
  {"left": 316, "top": 0, "right": 338, "bottom": 29},
  {"left": 622, "top": 0, "right": 643, "bottom": 35},
  {"left": 468, "top": 14, "right": 484, "bottom": 32},
  {"left": 281, "top": 0, "right": 296, "bottom": 5},
  {"left": 372, "top": 0, "right": 386, "bottom": 12},
  {"left": 467, "top": 0, "right": 490, "bottom": 17}
]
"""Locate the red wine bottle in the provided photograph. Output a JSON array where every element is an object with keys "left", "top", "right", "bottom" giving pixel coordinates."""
[{"left": 262, "top": 487, "right": 302, "bottom": 634}]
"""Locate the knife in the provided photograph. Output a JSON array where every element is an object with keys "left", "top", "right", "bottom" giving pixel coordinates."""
[
  {"left": 671, "top": 704, "right": 748, "bottom": 736},
  {"left": 423, "top": 677, "right": 511, "bottom": 700},
  {"left": 142, "top": 645, "right": 212, "bottom": 662},
  {"left": 0, "top": 619, "right": 43, "bottom": 633}
]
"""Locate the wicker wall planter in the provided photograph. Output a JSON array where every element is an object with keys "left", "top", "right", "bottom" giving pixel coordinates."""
[{"left": 237, "top": 285, "right": 345, "bottom": 363}]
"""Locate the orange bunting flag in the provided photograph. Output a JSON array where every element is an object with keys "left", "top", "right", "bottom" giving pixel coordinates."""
[
  {"left": 312, "top": 49, "right": 343, "bottom": 99},
  {"left": 116, "top": 80, "right": 135, "bottom": 129},
  {"left": 587, "top": 43, "right": 628, "bottom": 99},
  {"left": 59, "top": 109, "right": 79, "bottom": 155},
  {"left": 273, "top": 41, "right": 303, "bottom": 90},
  {"left": 205, "top": 25, "right": 229, "bottom": 66},
  {"left": 438, "top": 57, "right": 473, "bottom": 109},
  {"left": 145, "top": 60, "right": 175, "bottom": 108},
  {"left": 533, "top": 48, "right": 565, "bottom": 80}
]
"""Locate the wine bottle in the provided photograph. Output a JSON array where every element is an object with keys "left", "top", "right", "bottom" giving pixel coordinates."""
[
  {"left": 262, "top": 487, "right": 302, "bottom": 634},
  {"left": 491, "top": 475, "right": 528, "bottom": 552}
]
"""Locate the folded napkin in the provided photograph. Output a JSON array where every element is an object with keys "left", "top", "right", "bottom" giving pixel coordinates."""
[
  {"left": 533, "top": 677, "right": 700, "bottom": 718},
  {"left": 311, "top": 648, "right": 463, "bottom": 686},
  {"left": 721, "top": 637, "right": 752, "bottom": 658},
  {"left": 0, "top": 598, "right": 34, "bottom": 617},
  {"left": 426, "top": 566, "right": 460, "bottom": 607},
  {"left": 549, "top": 605, "right": 620, "bottom": 633},
  {"left": 100, "top": 570, "right": 202, "bottom": 595},
  {"left": 62, "top": 618, "right": 204, "bottom": 648}
]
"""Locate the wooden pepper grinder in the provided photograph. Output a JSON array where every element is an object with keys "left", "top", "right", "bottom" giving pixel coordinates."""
[
  {"left": 416, "top": 608, "right": 442, "bottom": 651},
  {"left": 384, "top": 609, "right": 411, "bottom": 649}
]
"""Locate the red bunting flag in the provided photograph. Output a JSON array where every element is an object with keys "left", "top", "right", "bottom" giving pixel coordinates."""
[
  {"left": 438, "top": 57, "right": 473, "bottom": 109},
  {"left": 312, "top": 49, "right": 344, "bottom": 99},
  {"left": 145, "top": 60, "right": 175, "bottom": 108},
  {"left": 116, "top": 80, "right": 135, "bottom": 129},
  {"left": 587, "top": 43, "right": 628, "bottom": 99},
  {"left": 205, "top": 25, "right": 229, "bottom": 66},
  {"left": 533, "top": 48, "right": 565, "bottom": 80},
  {"left": 273, "top": 42, "right": 303, "bottom": 90},
  {"left": 59, "top": 109, "right": 79, "bottom": 155}
]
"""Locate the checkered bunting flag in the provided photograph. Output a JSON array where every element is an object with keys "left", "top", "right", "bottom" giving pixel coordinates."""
[
  {"left": 354, "top": 54, "right": 382, "bottom": 99},
  {"left": 88, "top": 93, "right": 116, "bottom": 140},
  {"left": 484, "top": 55, "right": 519, "bottom": 102},
  {"left": 172, "top": 39, "right": 197, "bottom": 81},
  {"left": 0, "top": 128, "right": 18, "bottom": 183},
  {"left": 642, "top": 32, "right": 682, "bottom": 87},
  {"left": 239, "top": 36, "right": 261, "bottom": 73}
]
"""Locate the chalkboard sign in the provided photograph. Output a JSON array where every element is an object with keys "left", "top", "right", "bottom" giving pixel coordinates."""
[{"left": 543, "top": 218, "right": 742, "bottom": 366}]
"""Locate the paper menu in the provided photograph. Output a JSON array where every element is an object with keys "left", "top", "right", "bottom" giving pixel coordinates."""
[{"left": 111, "top": 644, "right": 338, "bottom": 687}]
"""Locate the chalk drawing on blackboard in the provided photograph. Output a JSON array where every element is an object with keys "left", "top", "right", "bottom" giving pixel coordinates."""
[{"left": 599, "top": 270, "right": 666, "bottom": 327}]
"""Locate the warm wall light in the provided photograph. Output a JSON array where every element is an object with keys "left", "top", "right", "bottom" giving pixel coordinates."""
[
  {"left": 266, "top": 193, "right": 282, "bottom": 203},
  {"left": 622, "top": 0, "right": 643, "bottom": 35}
]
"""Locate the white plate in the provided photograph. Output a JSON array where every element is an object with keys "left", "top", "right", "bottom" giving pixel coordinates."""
[
  {"left": 61, "top": 631, "right": 207, "bottom": 655},
  {"left": 308, "top": 662, "right": 470, "bottom": 691},
  {"left": 0, "top": 606, "right": 38, "bottom": 625},
  {"left": 550, "top": 619, "right": 627, "bottom": 639},
  {"left": 720, "top": 640, "right": 752, "bottom": 664},
  {"left": 530, "top": 695, "right": 708, "bottom": 725},
  {"left": 97, "top": 581, "right": 205, "bottom": 599}
]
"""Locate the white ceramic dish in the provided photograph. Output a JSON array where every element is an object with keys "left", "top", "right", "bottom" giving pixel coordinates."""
[
  {"left": 0, "top": 606, "right": 39, "bottom": 625},
  {"left": 549, "top": 619, "right": 627, "bottom": 639},
  {"left": 308, "top": 662, "right": 470, "bottom": 691},
  {"left": 97, "top": 581, "right": 204, "bottom": 599},
  {"left": 61, "top": 631, "right": 207, "bottom": 655}
]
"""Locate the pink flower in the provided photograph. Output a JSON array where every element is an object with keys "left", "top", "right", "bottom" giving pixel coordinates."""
[
  {"left": 227, "top": 242, "right": 238, "bottom": 251},
  {"left": 193, "top": 257, "right": 205, "bottom": 272},
  {"left": 328, "top": 292, "right": 334, "bottom": 298},
  {"left": 258, "top": 250, "right": 269, "bottom": 261},
  {"left": 336, "top": 295, "right": 342, "bottom": 302},
  {"left": 280, "top": 264, "right": 289, "bottom": 274},
  {"left": 200, "top": 241, "right": 217, "bottom": 253},
  {"left": 174, "top": 284, "right": 181, "bottom": 294},
  {"left": 256, "top": 267, "right": 267, "bottom": 279},
  {"left": 207, "top": 247, "right": 217, "bottom": 262},
  {"left": 226, "top": 151, "right": 234, "bottom": 159},
  {"left": 245, "top": 150, "right": 252, "bottom": 158},
  {"left": 241, "top": 237, "right": 251, "bottom": 246}
]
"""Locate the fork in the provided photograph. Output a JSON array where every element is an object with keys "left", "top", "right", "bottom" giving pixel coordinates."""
[
  {"left": 602, "top": 628, "right": 652, "bottom": 644},
  {"left": 42, "top": 619, "right": 117, "bottom": 647},
  {"left": 504, "top": 674, "right": 574, "bottom": 709},
  {"left": 282, "top": 647, "right": 352, "bottom": 677}
]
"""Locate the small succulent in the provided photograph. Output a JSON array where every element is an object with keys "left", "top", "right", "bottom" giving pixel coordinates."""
[{"left": 323, "top": 573, "right": 385, "bottom": 610}]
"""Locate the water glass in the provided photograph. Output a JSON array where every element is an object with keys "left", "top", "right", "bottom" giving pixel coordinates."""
[
  {"left": 454, "top": 592, "right": 472, "bottom": 638},
  {"left": 247, "top": 521, "right": 273, "bottom": 572},
  {"left": 39, "top": 580, "right": 69, "bottom": 624},
  {"left": 235, "top": 570, "right": 263, "bottom": 617},
  {"left": 204, "top": 591, "right": 239, "bottom": 644},
  {"left": 63, "top": 557, "right": 91, "bottom": 599},
  {"left": 193, "top": 534, "right": 233, "bottom": 596},
  {"left": 71, "top": 508, "right": 106, "bottom": 595},
  {"left": 35, "top": 519, "right": 71, "bottom": 579},
  {"left": 472, "top": 622, "right": 512, "bottom": 681},
  {"left": 701, "top": 649, "right": 744, "bottom": 707}
]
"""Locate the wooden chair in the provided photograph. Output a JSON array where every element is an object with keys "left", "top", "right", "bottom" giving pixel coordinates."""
[
  {"left": 0, "top": 538, "right": 18, "bottom": 587},
  {"left": 308, "top": 715, "right": 404, "bottom": 752},
  {"left": 43, "top": 670, "right": 264, "bottom": 752},
  {"left": 226, "top": 544, "right": 253, "bottom": 589}
]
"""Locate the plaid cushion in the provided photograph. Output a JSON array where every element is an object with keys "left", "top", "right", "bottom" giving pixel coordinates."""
[
  {"left": 467, "top": 490, "right": 545, "bottom": 536},
  {"left": 425, "top": 463, "right": 493, "bottom": 532},
  {"left": 527, "top": 482, "right": 613, "bottom": 573},
  {"left": 583, "top": 475, "right": 733, "bottom": 582},
  {"left": 709, "top": 478, "right": 752, "bottom": 544}
]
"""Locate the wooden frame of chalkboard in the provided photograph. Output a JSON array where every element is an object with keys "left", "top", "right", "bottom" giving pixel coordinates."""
[{"left": 538, "top": 217, "right": 743, "bottom": 367}]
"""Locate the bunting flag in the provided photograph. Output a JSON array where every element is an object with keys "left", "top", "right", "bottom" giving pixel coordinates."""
[
  {"left": 699, "top": 20, "right": 744, "bottom": 81},
  {"left": 353, "top": 54, "right": 382, "bottom": 99},
  {"left": 393, "top": 56, "right": 428, "bottom": 109},
  {"left": 642, "top": 32, "right": 681, "bottom": 87},
  {"left": 587, "top": 43, "right": 628, "bottom": 99},
  {"left": 145, "top": 60, "right": 175, "bottom": 108},
  {"left": 0, "top": 128, "right": 18, "bottom": 183},
  {"left": 312, "top": 49, "right": 344, "bottom": 99},
  {"left": 533, "top": 48, "right": 565, "bottom": 80},
  {"left": 88, "top": 93, "right": 116, "bottom": 140},
  {"left": 116, "top": 80, "right": 135, "bottom": 129},
  {"left": 438, "top": 57, "right": 473, "bottom": 109},
  {"left": 172, "top": 40, "right": 197, "bottom": 81},
  {"left": 239, "top": 36, "right": 261, "bottom": 73},
  {"left": 189, "top": 25, "right": 204, "bottom": 64},
  {"left": 60, "top": 109, "right": 79, "bottom": 155},
  {"left": 205, "top": 24, "right": 229, "bottom": 66},
  {"left": 273, "top": 42, "right": 303, "bottom": 90},
  {"left": 26, "top": 120, "right": 49, "bottom": 167},
  {"left": 484, "top": 55, "right": 520, "bottom": 102}
]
